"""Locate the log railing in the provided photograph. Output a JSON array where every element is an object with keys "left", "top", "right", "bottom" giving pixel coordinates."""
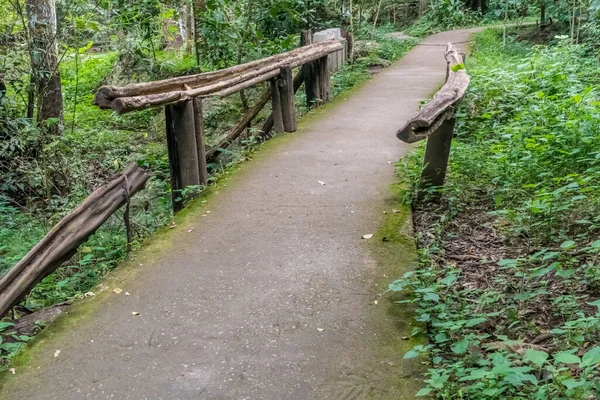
[
  {"left": 0, "top": 164, "right": 150, "bottom": 318},
  {"left": 0, "top": 31, "right": 347, "bottom": 319},
  {"left": 396, "top": 43, "right": 469, "bottom": 193},
  {"left": 95, "top": 32, "right": 346, "bottom": 213}
]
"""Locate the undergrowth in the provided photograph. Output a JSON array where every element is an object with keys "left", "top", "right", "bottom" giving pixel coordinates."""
[{"left": 394, "top": 28, "right": 600, "bottom": 398}]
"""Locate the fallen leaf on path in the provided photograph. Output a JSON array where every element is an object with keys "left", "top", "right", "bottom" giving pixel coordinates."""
[
  {"left": 392, "top": 209, "right": 401, "bottom": 213},
  {"left": 188, "top": 228, "right": 194, "bottom": 233},
  {"left": 168, "top": 224, "right": 177, "bottom": 229},
  {"left": 317, "top": 328, "right": 324, "bottom": 332},
  {"left": 125, "top": 292, "right": 131, "bottom": 296},
  {"left": 9, "top": 368, "right": 15, "bottom": 374},
  {"left": 84, "top": 292, "right": 95, "bottom": 297},
  {"left": 401, "top": 336, "right": 409, "bottom": 340},
  {"left": 54, "top": 350, "right": 61, "bottom": 358},
  {"left": 132, "top": 312, "right": 140, "bottom": 316},
  {"left": 113, "top": 288, "right": 123, "bottom": 294},
  {"left": 317, "top": 180, "right": 326, "bottom": 186},
  {"left": 374, "top": 300, "right": 378, "bottom": 305},
  {"left": 362, "top": 234, "right": 373, "bottom": 239}
]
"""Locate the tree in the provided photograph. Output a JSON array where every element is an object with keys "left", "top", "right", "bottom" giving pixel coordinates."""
[{"left": 26, "top": 0, "right": 64, "bottom": 137}]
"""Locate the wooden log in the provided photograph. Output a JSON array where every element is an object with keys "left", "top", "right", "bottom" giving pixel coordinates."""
[
  {"left": 170, "top": 101, "right": 201, "bottom": 193},
  {"left": 209, "top": 70, "right": 280, "bottom": 98},
  {"left": 95, "top": 40, "right": 339, "bottom": 102},
  {"left": 317, "top": 55, "right": 330, "bottom": 104},
  {"left": 260, "top": 69, "right": 304, "bottom": 137},
  {"left": 99, "top": 41, "right": 343, "bottom": 114},
  {"left": 205, "top": 86, "right": 272, "bottom": 163},
  {"left": 270, "top": 79, "right": 284, "bottom": 133},
  {"left": 420, "top": 117, "right": 455, "bottom": 189},
  {"left": 0, "top": 164, "right": 150, "bottom": 318},
  {"left": 165, "top": 106, "right": 183, "bottom": 212},
  {"left": 279, "top": 66, "right": 296, "bottom": 133},
  {"left": 300, "top": 30, "right": 319, "bottom": 108},
  {"left": 193, "top": 98, "right": 208, "bottom": 186},
  {"left": 11, "top": 303, "right": 69, "bottom": 337},
  {"left": 396, "top": 43, "right": 468, "bottom": 144}
]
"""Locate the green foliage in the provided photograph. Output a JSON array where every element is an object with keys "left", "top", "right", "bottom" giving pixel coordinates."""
[
  {"left": 396, "top": 28, "right": 600, "bottom": 398},
  {"left": 407, "top": 0, "right": 482, "bottom": 37}
]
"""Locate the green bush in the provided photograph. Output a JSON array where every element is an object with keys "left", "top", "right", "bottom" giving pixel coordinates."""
[{"left": 397, "top": 28, "right": 600, "bottom": 398}]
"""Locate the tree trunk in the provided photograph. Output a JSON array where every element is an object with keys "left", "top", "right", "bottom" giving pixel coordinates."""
[
  {"left": 185, "top": 2, "right": 194, "bottom": 54},
  {"left": 540, "top": 2, "right": 546, "bottom": 25},
  {"left": 26, "top": 0, "right": 63, "bottom": 136},
  {"left": 373, "top": 0, "right": 383, "bottom": 30},
  {"left": 419, "top": 0, "right": 428, "bottom": 16},
  {"left": 193, "top": 0, "right": 206, "bottom": 67}
]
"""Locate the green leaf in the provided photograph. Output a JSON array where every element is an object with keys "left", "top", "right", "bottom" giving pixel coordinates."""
[
  {"left": 524, "top": 349, "right": 549, "bottom": 367},
  {"left": 434, "top": 332, "right": 447, "bottom": 343},
  {"left": 581, "top": 346, "right": 600, "bottom": 367},
  {"left": 440, "top": 274, "right": 458, "bottom": 286},
  {"left": 560, "top": 240, "right": 575, "bottom": 249},
  {"left": 459, "top": 368, "right": 488, "bottom": 381},
  {"left": 562, "top": 378, "right": 585, "bottom": 390},
  {"left": 404, "top": 349, "right": 420, "bottom": 359},
  {"left": 497, "top": 258, "right": 518, "bottom": 267},
  {"left": 0, "top": 322, "right": 15, "bottom": 331},
  {"left": 451, "top": 63, "right": 465, "bottom": 72},
  {"left": 553, "top": 352, "right": 581, "bottom": 364},
  {"left": 416, "top": 388, "right": 432, "bottom": 396},
  {"left": 465, "top": 317, "right": 487, "bottom": 327},
  {"left": 451, "top": 339, "right": 469, "bottom": 355},
  {"left": 528, "top": 263, "right": 557, "bottom": 278},
  {"left": 423, "top": 293, "right": 440, "bottom": 302}
]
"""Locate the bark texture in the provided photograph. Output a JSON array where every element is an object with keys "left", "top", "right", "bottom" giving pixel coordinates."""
[
  {"left": 396, "top": 43, "right": 469, "bottom": 143},
  {"left": 26, "top": 0, "right": 64, "bottom": 135},
  {"left": 0, "top": 164, "right": 150, "bottom": 318},
  {"left": 94, "top": 40, "right": 342, "bottom": 113}
]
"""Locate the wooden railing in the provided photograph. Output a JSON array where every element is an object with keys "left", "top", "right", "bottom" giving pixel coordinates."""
[
  {"left": 0, "top": 31, "right": 349, "bottom": 318},
  {"left": 0, "top": 164, "right": 149, "bottom": 318},
  {"left": 95, "top": 32, "right": 346, "bottom": 212},
  {"left": 396, "top": 43, "right": 469, "bottom": 193}
]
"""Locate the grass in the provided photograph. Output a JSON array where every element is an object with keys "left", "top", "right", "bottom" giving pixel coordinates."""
[{"left": 394, "top": 27, "right": 600, "bottom": 398}]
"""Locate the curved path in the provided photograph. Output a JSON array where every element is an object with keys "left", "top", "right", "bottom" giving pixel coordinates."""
[{"left": 1, "top": 28, "right": 479, "bottom": 399}]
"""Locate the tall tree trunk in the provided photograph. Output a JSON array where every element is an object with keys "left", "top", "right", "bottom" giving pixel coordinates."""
[
  {"left": 26, "top": 0, "right": 63, "bottom": 136},
  {"left": 373, "top": 0, "right": 383, "bottom": 30},
  {"left": 358, "top": 4, "right": 362, "bottom": 31},
  {"left": 540, "top": 1, "right": 546, "bottom": 25},
  {"left": 419, "top": 0, "right": 428, "bottom": 16},
  {"left": 185, "top": 2, "right": 194, "bottom": 54},
  {"left": 193, "top": 0, "right": 206, "bottom": 68}
]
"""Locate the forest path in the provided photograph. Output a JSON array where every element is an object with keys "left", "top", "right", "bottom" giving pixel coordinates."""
[{"left": 1, "top": 28, "right": 480, "bottom": 400}]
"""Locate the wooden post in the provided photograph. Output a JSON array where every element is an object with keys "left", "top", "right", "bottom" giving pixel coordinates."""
[
  {"left": 279, "top": 66, "right": 296, "bottom": 132},
  {"left": 317, "top": 55, "right": 330, "bottom": 103},
  {"left": 420, "top": 117, "right": 456, "bottom": 191},
  {"left": 193, "top": 97, "right": 208, "bottom": 186},
  {"left": 165, "top": 106, "right": 182, "bottom": 212},
  {"left": 270, "top": 78, "right": 284, "bottom": 133},
  {"left": 166, "top": 100, "right": 201, "bottom": 212},
  {"left": 300, "top": 30, "right": 319, "bottom": 108}
]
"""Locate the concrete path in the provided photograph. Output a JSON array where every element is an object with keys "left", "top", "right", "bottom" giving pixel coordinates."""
[{"left": 1, "top": 28, "right": 479, "bottom": 400}]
